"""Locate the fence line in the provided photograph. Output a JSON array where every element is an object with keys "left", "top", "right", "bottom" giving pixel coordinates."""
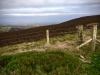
[
  {"left": 0, "top": 28, "right": 77, "bottom": 47},
  {"left": 0, "top": 25, "right": 99, "bottom": 47}
]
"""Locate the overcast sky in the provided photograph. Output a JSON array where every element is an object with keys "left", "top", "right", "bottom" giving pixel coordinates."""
[{"left": 0, "top": 0, "right": 100, "bottom": 25}]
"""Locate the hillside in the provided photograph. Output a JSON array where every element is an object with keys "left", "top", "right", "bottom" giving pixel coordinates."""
[
  {"left": 0, "top": 27, "right": 100, "bottom": 75},
  {"left": 0, "top": 15, "right": 100, "bottom": 47},
  {"left": 0, "top": 15, "right": 100, "bottom": 36},
  {"left": 0, "top": 15, "right": 100, "bottom": 74}
]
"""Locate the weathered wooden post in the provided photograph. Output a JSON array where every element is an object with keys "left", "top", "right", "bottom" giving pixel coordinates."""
[
  {"left": 46, "top": 29, "right": 50, "bottom": 45},
  {"left": 91, "top": 25, "right": 97, "bottom": 51},
  {"left": 77, "top": 25, "right": 83, "bottom": 45},
  {"left": 76, "top": 23, "right": 99, "bottom": 51}
]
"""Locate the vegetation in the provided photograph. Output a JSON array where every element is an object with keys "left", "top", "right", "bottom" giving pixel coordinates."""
[
  {"left": 0, "top": 51, "right": 84, "bottom": 75},
  {"left": 0, "top": 27, "right": 11, "bottom": 32},
  {"left": 0, "top": 49, "right": 100, "bottom": 75},
  {"left": 86, "top": 50, "right": 100, "bottom": 75},
  {"left": 0, "top": 28, "right": 100, "bottom": 75}
]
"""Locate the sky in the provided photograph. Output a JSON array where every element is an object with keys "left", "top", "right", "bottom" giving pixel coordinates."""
[{"left": 0, "top": 0, "right": 100, "bottom": 25}]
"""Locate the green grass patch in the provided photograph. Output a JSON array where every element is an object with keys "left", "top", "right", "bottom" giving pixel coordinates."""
[
  {"left": 85, "top": 50, "right": 100, "bottom": 75},
  {"left": 0, "top": 51, "right": 83, "bottom": 75},
  {"left": 0, "top": 27, "right": 11, "bottom": 32}
]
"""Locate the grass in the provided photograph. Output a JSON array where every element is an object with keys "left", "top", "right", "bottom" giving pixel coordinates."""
[
  {"left": 0, "top": 27, "right": 11, "bottom": 32},
  {"left": 0, "top": 28, "right": 100, "bottom": 75},
  {"left": 0, "top": 33, "right": 77, "bottom": 56},
  {"left": 0, "top": 51, "right": 84, "bottom": 75},
  {"left": 85, "top": 49, "right": 100, "bottom": 75},
  {"left": 0, "top": 49, "right": 100, "bottom": 75}
]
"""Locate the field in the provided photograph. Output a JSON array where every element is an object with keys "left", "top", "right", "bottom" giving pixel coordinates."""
[{"left": 0, "top": 27, "right": 11, "bottom": 33}]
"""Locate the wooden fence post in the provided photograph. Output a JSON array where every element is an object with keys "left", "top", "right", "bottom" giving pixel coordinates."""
[
  {"left": 46, "top": 29, "right": 50, "bottom": 45},
  {"left": 91, "top": 25, "right": 97, "bottom": 51},
  {"left": 77, "top": 25, "right": 83, "bottom": 45}
]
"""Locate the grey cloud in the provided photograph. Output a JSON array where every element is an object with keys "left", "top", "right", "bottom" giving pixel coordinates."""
[
  {"left": 0, "top": 0, "right": 100, "bottom": 8},
  {"left": 0, "top": 3, "right": 100, "bottom": 17},
  {"left": 0, "top": 7, "right": 73, "bottom": 14},
  {"left": 0, "top": 0, "right": 100, "bottom": 17}
]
